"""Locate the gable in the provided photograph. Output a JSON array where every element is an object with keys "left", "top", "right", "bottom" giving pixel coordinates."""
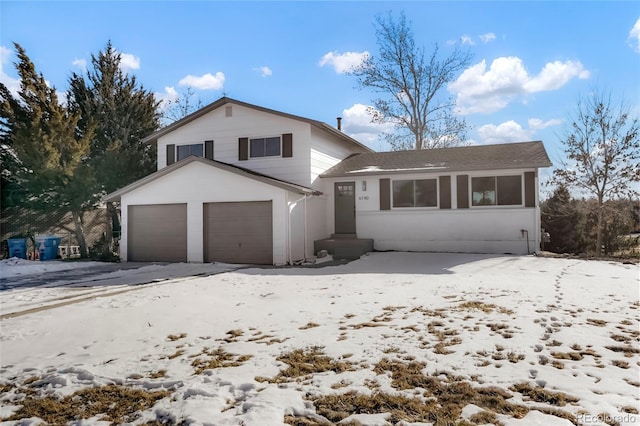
[{"left": 103, "top": 156, "right": 319, "bottom": 203}]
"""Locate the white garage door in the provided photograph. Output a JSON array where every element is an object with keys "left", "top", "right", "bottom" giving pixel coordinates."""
[
  {"left": 128, "top": 204, "right": 187, "bottom": 262},
  {"left": 204, "top": 201, "right": 273, "bottom": 264}
]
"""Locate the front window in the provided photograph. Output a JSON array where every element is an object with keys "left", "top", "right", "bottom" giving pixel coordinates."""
[
  {"left": 393, "top": 179, "right": 437, "bottom": 208},
  {"left": 250, "top": 137, "right": 281, "bottom": 158},
  {"left": 472, "top": 175, "right": 522, "bottom": 206},
  {"left": 177, "top": 143, "right": 203, "bottom": 161}
]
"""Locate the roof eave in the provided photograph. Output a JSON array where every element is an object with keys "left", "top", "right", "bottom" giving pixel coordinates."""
[{"left": 321, "top": 162, "right": 552, "bottom": 178}]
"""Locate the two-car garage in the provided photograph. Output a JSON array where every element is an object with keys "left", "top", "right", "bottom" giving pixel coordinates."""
[
  {"left": 105, "top": 156, "right": 316, "bottom": 265},
  {"left": 127, "top": 201, "right": 273, "bottom": 264}
]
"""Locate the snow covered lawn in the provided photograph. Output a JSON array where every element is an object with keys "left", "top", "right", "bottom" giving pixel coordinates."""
[{"left": 1, "top": 253, "right": 638, "bottom": 425}]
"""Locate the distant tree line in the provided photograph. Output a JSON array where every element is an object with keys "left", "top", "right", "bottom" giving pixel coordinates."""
[{"left": 542, "top": 186, "right": 639, "bottom": 257}]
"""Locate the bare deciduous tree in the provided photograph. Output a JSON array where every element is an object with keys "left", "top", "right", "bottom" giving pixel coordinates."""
[
  {"left": 552, "top": 90, "right": 639, "bottom": 256},
  {"left": 161, "top": 87, "right": 203, "bottom": 125},
  {"left": 351, "top": 11, "right": 472, "bottom": 150}
]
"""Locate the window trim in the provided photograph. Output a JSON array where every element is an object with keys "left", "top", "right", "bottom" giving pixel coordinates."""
[
  {"left": 391, "top": 178, "right": 438, "bottom": 209},
  {"left": 470, "top": 174, "right": 523, "bottom": 207},
  {"left": 249, "top": 136, "right": 282, "bottom": 158}
]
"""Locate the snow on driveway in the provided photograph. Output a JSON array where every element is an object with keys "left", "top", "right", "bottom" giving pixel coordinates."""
[{"left": 0, "top": 252, "right": 638, "bottom": 425}]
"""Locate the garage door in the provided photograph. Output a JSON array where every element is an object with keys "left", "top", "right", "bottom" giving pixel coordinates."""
[
  {"left": 128, "top": 204, "right": 187, "bottom": 262},
  {"left": 204, "top": 201, "right": 273, "bottom": 264}
]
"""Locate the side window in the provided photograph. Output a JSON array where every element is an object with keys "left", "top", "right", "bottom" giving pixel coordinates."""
[
  {"left": 471, "top": 175, "right": 522, "bottom": 206},
  {"left": 392, "top": 179, "right": 437, "bottom": 208}
]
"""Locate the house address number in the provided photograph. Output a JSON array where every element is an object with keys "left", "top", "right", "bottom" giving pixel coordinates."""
[{"left": 358, "top": 196, "right": 370, "bottom": 201}]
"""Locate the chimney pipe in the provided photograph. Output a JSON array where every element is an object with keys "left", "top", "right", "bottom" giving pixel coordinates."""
[{"left": 337, "top": 117, "right": 342, "bottom": 131}]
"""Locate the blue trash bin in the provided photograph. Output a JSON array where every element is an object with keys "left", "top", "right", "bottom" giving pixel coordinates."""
[
  {"left": 8, "top": 238, "right": 27, "bottom": 259},
  {"left": 36, "top": 236, "right": 62, "bottom": 261}
]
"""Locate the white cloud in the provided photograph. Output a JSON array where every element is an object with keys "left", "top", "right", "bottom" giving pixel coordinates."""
[
  {"left": 72, "top": 58, "right": 87, "bottom": 70},
  {"left": 628, "top": 17, "right": 640, "bottom": 52},
  {"left": 524, "top": 60, "right": 590, "bottom": 92},
  {"left": 0, "top": 45, "right": 20, "bottom": 96},
  {"left": 319, "top": 51, "right": 369, "bottom": 74},
  {"left": 477, "top": 117, "right": 563, "bottom": 144},
  {"left": 460, "top": 35, "right": 475, "bottom": 46},
  {"left": 178, "top": 72, "right": 225, "bottom": 90},
  {"left": 449, "top": 56, "right": 590, "bottom": 114},
  {"left": 478, "top": 120, "right": 533, "bottom": 144},
  {"left": 341, "top": 103, "right": 395, "bottom": 147},
  {"left": 118, "top": 52, "right": 140, "bottom": 72},
  {"left": 479, "top": 33, "right": 496, "bottom": 44},
  {"left": 254, "top": 66, "right": 272, "bottom": 77},
  {"left": 528, "top": 117, "right": 563, "bottom": 130},
  {"left": 155, "top": 86, "right": 179, "bottom": 109}
]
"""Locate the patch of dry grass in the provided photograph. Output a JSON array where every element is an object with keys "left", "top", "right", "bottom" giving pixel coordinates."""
[
  {"left": 3, "top": 385, "right": 170, "bottom": 425},
  {"left": 586, "top": 318, "right": 607, "bottom": 327},
  {"left": 256, "top": 346, "right": 354, "bottom": 383},
  {"left": 299, "top": 322, "right": 320, "bottom": 330},
  {"left": 166, "top": 333, "right": 187, "bottom": 341},
  {"left": 510, "top": 382, "right": 579, "bottom": 406},
  {"left": 191, "top": 347, "right": 252, "bottom": 374},
  {"left": 457, "top": 301, "right": 514, "bottom": 315}
]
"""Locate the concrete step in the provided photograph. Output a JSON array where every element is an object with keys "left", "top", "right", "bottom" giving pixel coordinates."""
[
  {"left": 330, "top": 233, "right": 358, "bottom": 239},
  {"left": 314, "top": 237, "right": 374, "bottom": 260}
]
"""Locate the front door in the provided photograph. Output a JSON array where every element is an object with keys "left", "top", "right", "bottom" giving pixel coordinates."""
[{"left": 334, "top": 182, "right": 356, "bottom": 234}]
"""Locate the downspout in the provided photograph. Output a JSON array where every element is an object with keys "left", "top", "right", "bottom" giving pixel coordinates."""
[
  {"left": 287, "top": 192, "right": 311, "bottom": 265},
  {"left": 534, "top": 170, "right": 540, "bottom": 254}
]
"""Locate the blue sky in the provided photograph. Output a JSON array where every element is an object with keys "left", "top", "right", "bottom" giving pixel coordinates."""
[{"left": 1, "top": 1, "right": 639, "bottom": 175}]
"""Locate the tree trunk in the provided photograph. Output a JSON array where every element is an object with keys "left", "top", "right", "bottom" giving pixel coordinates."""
[
  {"left": 595, "top": 197, "right": 604, "bottom": 257},
  {"left": 71, "top": 210, "right": 89, "bottom": 258}
]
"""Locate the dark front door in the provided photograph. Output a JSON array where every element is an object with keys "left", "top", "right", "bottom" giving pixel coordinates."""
[{"left": 334, "top": 182, "right": 356, "bottom": 234}]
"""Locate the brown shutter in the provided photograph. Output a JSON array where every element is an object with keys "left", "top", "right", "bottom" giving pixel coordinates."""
[
  {"left": 205, "top": 140, "right": 214, "bottom": 160},
  {"left": 282, "top": 133, "right": 293, "bottom": 157},
  {"left": 379, "top": 178, "right": 391, "bottom": 210},
  {"left": 166, "top": 144, "right": 175, "bottom": 166},
  {"left": 239, "top": 137, "right": 248, "bottom": 161},
  {"left": 524, "top": 171, "right": 536, "bottom": 207},
  {"left": 456, "top": 175, "right": 469, "bottom": 208},
  {"left": 439, "top": 176, "right": 451, "bottom": 209}
]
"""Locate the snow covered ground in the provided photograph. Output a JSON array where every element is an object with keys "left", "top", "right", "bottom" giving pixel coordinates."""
[{"left": 0, "top": 253, "right": 638, "bottom": 425}]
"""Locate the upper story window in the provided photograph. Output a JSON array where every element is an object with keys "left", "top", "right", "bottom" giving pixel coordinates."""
[
  {"left": 472, "top": 175, "right": 522, "bottom": 206},
  {"left": 250, "top": 137, "right": 281, "bottom": 158},
  {"left": 393, "top": 179, "right": 437, "bottom": 208},
  {"left": 177, "top": 143, "right": 204, "bottom": 161},
  {"left": 166, "top": 140, "right": 213, "bottom": 166}
]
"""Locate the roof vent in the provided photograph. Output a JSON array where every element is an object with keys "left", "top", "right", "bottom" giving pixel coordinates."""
[{"left": 337, "top": 117, "right": 342, "bottom": 131}]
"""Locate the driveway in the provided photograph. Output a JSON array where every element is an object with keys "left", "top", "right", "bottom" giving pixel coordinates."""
[{"left": 0, "top": 261, "right": 244, "bottom": 319}]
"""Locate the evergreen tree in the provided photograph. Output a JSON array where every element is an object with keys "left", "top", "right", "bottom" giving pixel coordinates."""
[
  {"left": 67, "top": 41, "right": 160, "bottom": 247},
  {"left": 541, "top": 185, "right": 584, "bottom": 254},
  {"left": 0, "top": 43, "right": 95, "bottom": 255},
  {"left": 68, "top": 41, "right": 160, "bottom": 193}
]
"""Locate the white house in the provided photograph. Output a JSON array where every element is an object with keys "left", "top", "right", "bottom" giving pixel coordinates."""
[{"left": 104, "top": 97, "right": 552, "bottom": 264}]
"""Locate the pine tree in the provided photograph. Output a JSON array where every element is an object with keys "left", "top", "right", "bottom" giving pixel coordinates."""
[{"left": 0, "top": 43, "right": 95, "bottom": 256}]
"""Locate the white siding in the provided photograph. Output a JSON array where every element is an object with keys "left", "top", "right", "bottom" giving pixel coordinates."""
[
  {"left": 120, "top": 161, "right": 295, "bottom": 264},
  {"left": 157, "top": 103, "right": 313, "bottom": 186},
  {"left": 322, "top": 168, "right": 541, "bottom": 255},
  {"left": 309, "top": 126, "right": 367, "bottom": 189}
]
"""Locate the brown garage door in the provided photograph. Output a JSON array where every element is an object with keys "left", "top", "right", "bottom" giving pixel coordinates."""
[
  {"left": 128, "top": 204, "right": 187, "bottom": 262},
  {"left": 204, "top": 201, "right": 272, "bottom": 264}
]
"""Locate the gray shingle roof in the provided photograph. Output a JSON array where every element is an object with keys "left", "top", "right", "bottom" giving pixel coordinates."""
[{"left": 321, "top": 141, "right": 552, "bottom": 177}]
